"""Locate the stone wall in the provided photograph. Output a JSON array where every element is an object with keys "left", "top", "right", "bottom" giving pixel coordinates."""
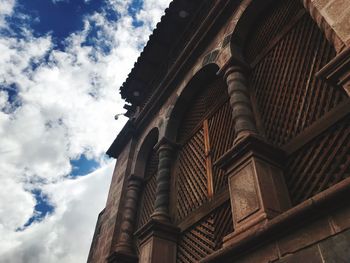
[
  {"left": 88, "top": 141, "right": 134, "bottom": 263},
  {"left": 233, "top": 204, "right": 350, "bottom": 263}
]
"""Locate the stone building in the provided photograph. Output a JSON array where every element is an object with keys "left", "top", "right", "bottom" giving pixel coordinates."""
[{"left": 88, "top": 0, "right": 350, "bottom": 262}]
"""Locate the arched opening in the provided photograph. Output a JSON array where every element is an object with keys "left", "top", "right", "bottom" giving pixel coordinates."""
[
  {"left": 133, "top": 128, "right": 159, "bottom": 234},
  {"left": 231, "top": 0, "right": 349, "bottom": 205},
  {"left": 168, "top": 65, "right": 234, "bottom": 262}
]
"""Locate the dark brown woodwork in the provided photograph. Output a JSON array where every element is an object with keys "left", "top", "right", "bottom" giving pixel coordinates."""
[
  {"left": 285, "top": 114, "right": 350, "bottom": 205},
  {"left": 174, "top": 78, "right": 237, "bottom": 261},
  {"left": 177, "top": 202, "right": 233, "bottom": 263},
  {"left": 203, "top": 119, "right": 214, "bottom": 198},
  {"left": 175, "top": 78, "right": 237, "bottom": 221},
  {"left": 136, "top": 150, "right": 158, "bottom": 230},
  {"left": 245, "top": 0, "right": 303, "bottom": 64},
  {"left": 177, "top": 79, "right": 227, "bottom": 144},
  {"left": 208, "top": 101, "right": 236, "bottom": 193},
  {"left": 248, "top": 3, "right": 347, "bottom": 147},
  {"left": 245, "top": 0, "right": 349, "bottom": 210},
  {"left": 282, "top": 99, "right": 350, "bottom": 155},
  {"left": 177, "top": 128, "right": 208, "bottom": 221},
  {"left": 178, "top": 190, "right": 230, "bottom": 232}
]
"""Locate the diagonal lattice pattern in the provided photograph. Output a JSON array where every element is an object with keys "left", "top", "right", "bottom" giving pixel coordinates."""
[
  {"left": 177, "top": 202, "right": 233, "bottom": 263},
  {"left": 286, "top": 115, "right": 350, "bottom": 205},
  {"left": 177, "top": 128, "right": 208, "bottom": 221}
]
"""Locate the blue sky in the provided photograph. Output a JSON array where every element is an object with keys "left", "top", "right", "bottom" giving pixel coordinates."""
[{"left": 0, "top": 0, "right": 170, "bottom": 262}]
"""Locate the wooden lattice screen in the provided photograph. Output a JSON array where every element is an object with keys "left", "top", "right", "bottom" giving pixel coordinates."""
[
  {"left": 286, "top": 115, "right": 350, "bottom": 205},
  {"left": 136, "top": 149, "right": 159, "bottom": 230},
  {"left": 247, "top": 0, "right": 349, "bottom": 204},
  {"left": 177, "top": 202, "right": 233, "bottom": 263},
  {"left": 175, "top": 78, "right": 235, "bottom": 261},
  {"left": 176, "top": 79, "right": 235, "bottom": 221}
]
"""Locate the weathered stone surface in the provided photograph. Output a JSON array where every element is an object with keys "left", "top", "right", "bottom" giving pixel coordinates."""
[
  {"left": 229, "top": 162, "right": 259, "bottom": 223},
  {"left": 278, "top": 218, "right": 333, "bottom": 256},
  {"left": 235, "top": 243, "right": 279, "bottom": 263},
  {"left": 331, "top": 204, "right": 350, "bottom": 233},
  {"left": 319, "top": 229, "right": 350, "bottom": 262},
  {"left": 278, "top": 245, "right": 323, "bottom": 263}
]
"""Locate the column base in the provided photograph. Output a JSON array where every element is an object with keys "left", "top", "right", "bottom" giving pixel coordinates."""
[
  {"left": 151, "top": 211, "right": 171, "bottom": 222},
  {"left": 107, "top": 250, "right": 138, "bottom": 263},
  {"left": 135, "top": 219, "right": 180, "bottom": 263},
  {"left": 217, "top": 134, "right": 291, "bottom": 247}
]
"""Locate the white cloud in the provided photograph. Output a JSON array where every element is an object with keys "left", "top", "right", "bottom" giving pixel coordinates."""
[
  {"left": 0, "top": 0, "right": 171, "bottom": 262},
  {"left": 0, "top": 0, "right": 15, "bottom": 28},
  {"left": 0, "top": 162, "right": 114, "bottom": 263}
]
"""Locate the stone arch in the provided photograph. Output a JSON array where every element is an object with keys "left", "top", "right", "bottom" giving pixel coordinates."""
[
  {"left": 132, "top": 127, "right": 159, "bottom": 178},
  {"left": 229, "top": 0, "right": 345, "bottom": 57},
  {"left": 164, "top": 63, "right": 220, "bottom": 141},
  {"left": 229, "top": 0, "right": 275, "bottom": 60}
]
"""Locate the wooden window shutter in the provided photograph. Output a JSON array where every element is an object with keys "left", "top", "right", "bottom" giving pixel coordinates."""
[
  {"left": 175, "top": 79, "right": 235, "bottom": 220},
  {"left": 136, "top": 149, "right": 158, "bottom": 230},
  {"left": 245, "top": 0, "right": 349, "bottom": 205}
]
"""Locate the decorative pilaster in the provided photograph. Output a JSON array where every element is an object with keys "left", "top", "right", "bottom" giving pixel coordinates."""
[
  {"left": 224, "top": 65, "right": 258, "bottom": 144},
  {"left": 135, "top": 138, "right": 179, "bottom": 263},
  {"left": 113, "top": 175, "right": 143, "bottom": 261},
  {"left": 151, "top": 140, "right": 175, "bottom": 222},
  {"left": 220, "top": 63, "right": 291, "bottom": 247},
  {"left": 135, "top": 219, "right": 179, "bottom": 263}
]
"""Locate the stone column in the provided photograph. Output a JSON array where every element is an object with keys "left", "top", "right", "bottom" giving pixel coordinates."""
[
  {"left": 135, "top": 138, "right": 179, "bottom": 263},
  {"left": 224, "top": 65, "right": 258, "bottom": 144},
  {"left": 151, "top": 141, "right": 174, "bottom": 222},
  {"left": 112, "top": 175, "right": 143, "bottom": 262},
  {"left": 219, "top": 63, "right": 291, "bottom": 247}
]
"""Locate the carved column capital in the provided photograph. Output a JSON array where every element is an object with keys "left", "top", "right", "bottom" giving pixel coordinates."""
[{"left": 224, "top": 65, "right": 258, "bottom": 144}]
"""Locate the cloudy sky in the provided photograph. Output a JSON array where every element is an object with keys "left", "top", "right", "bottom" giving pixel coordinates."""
[{"left": 0, "top": 0, "right": 170, "bottom": 262}]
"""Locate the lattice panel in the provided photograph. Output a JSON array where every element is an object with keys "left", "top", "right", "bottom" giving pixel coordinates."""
[
  {"left": 177, "top": 79, "right": 227, "bottom": 143},
  {"left": 208, "top": 101, "right": 236, "bottom": 192},
  {"left": 177, "top": 128, "right": 208, "bottom": 221},
  {"left": 136, "top": 150, "right": 158, "bottom": 229},
  {"left": 245, "top": 0, "right": 302, "bottom": 63},
  {"left": 177, "top": 202, "right": 233, "bottom": 263},
  {"left": 285, "top": 115, "right": 350, "bottom": 205},
  {"left": 250, "top": 13, "right": 347, "bottom": 146}
]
